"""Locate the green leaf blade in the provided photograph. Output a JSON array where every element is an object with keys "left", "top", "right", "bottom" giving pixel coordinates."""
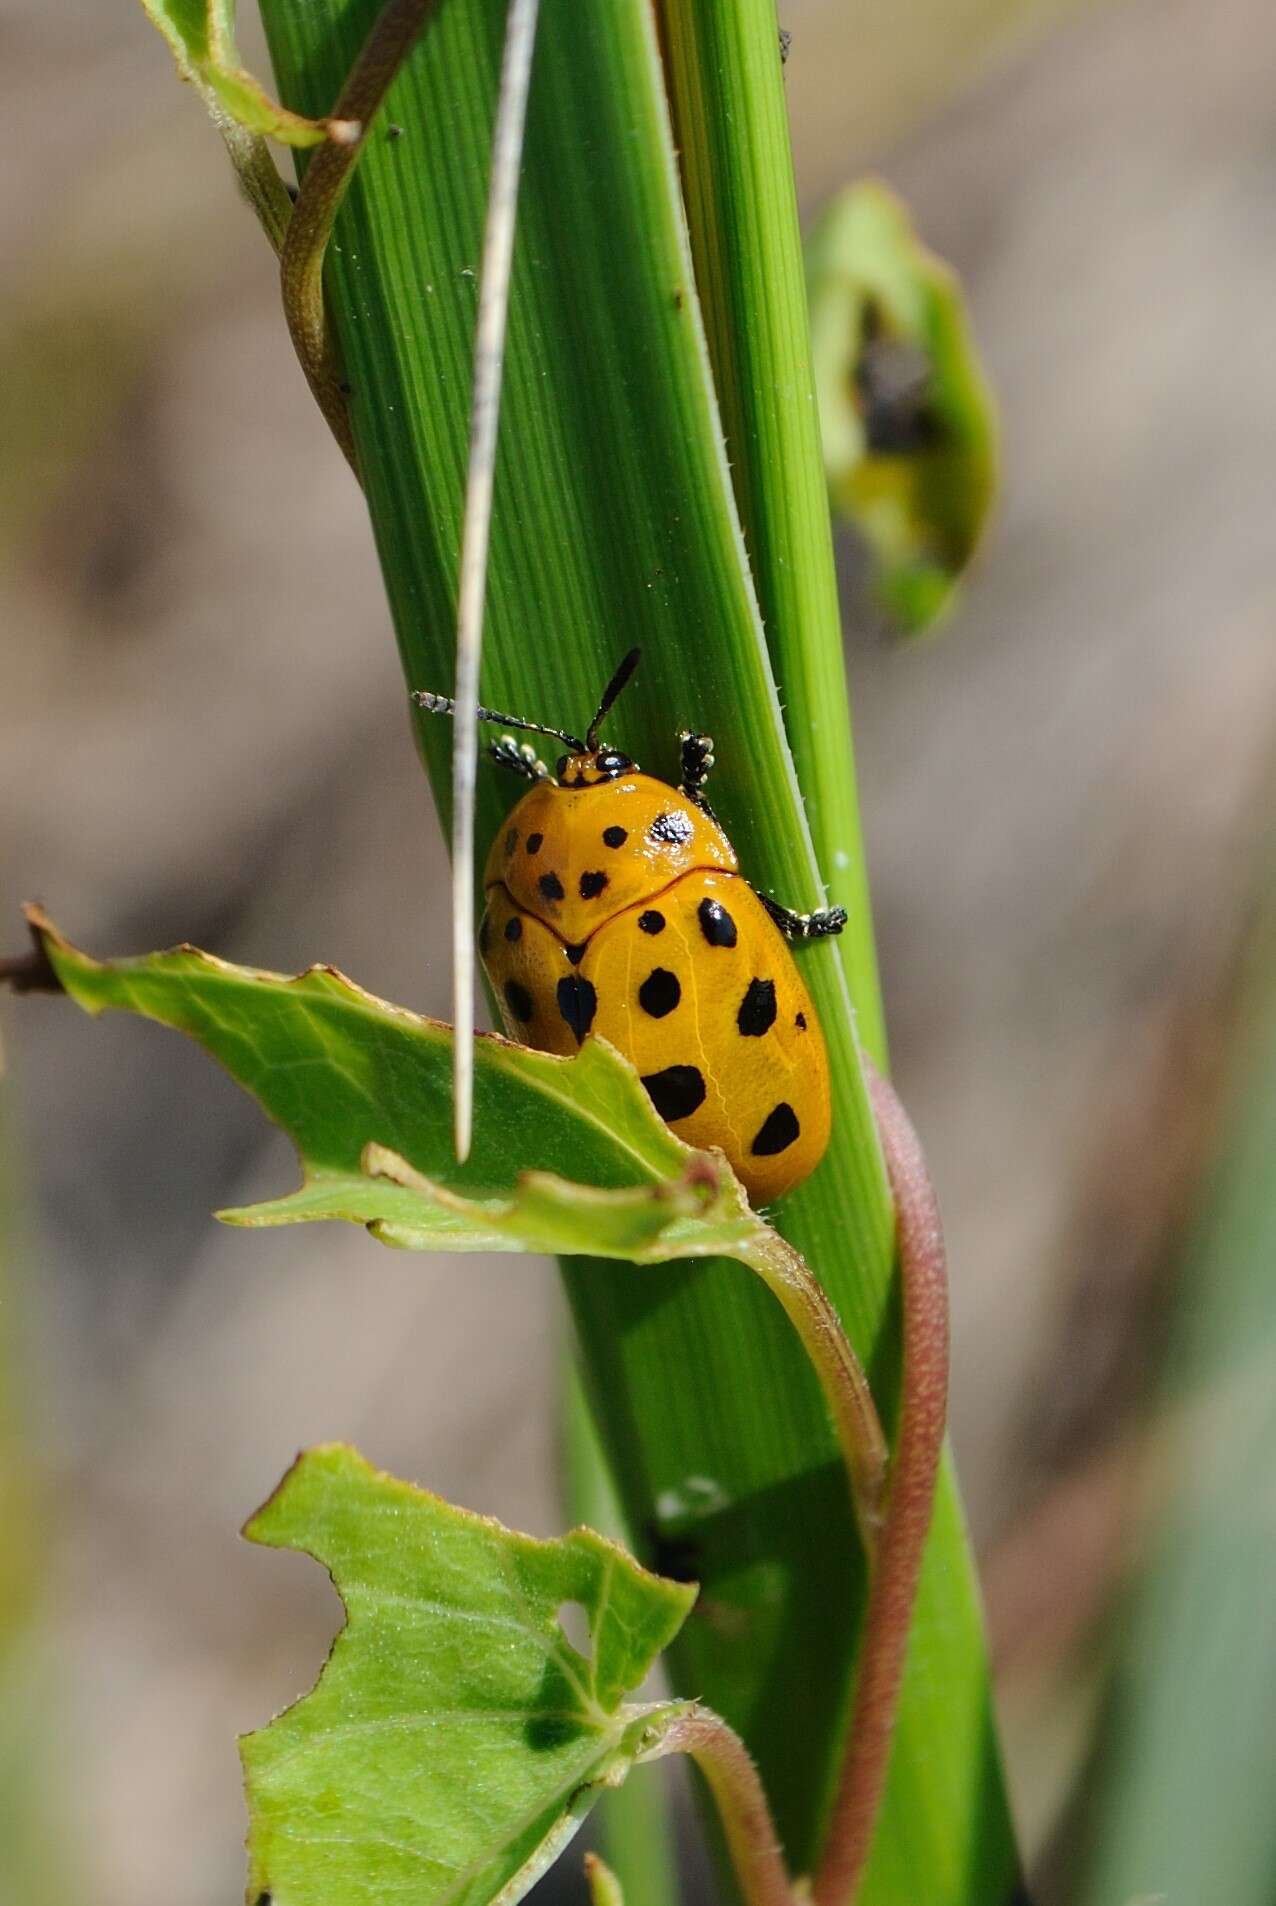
[
  {"left": 655, "top": 0, "right": 887, "bottom": 1064},
  {"left": 242, "top": 1445, "right": 694, "bottom": 1906},
  {"left": 34, "top": 911, "right": 690, "bottom": 1202}
]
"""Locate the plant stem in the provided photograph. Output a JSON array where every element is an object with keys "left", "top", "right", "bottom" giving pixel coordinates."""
[
  {"left": 279, "top": 0, "right": 442, "bottom": 470},
  {"left": 812, "top": 1063, "right": 951, "bottom": 1906},
  {"left": 742, "top": 1229, "right": 889, "bottom": 1556},
  {"left": 208, "top": 107, "right": 296, "bottom": 255},
  {"left": 643, "top": 1706, "right": 796, "bottom": 1906}
]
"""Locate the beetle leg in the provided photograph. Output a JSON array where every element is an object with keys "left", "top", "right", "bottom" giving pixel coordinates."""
[
  {"left": 755, "top": 891, "right": 848, "bottom": 941},
  {"left": 489, "top": 735, "right": 553, "bottom": 782},
  {"left": 678, "top": 730, "right": 715, "bottom": 806}
]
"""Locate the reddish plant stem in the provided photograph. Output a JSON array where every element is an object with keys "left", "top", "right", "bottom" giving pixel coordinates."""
[
  {"left": 644, "top": 1706, "right": 797, "bottom": 1906},
  {"left": 811, "top": 1061, "right": 950, "bottom": 1906},
  {"left": 279, "top": 0, "right": 443, "bottom": 470}
]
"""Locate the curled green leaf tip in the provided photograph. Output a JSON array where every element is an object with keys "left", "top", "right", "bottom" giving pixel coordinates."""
[
  {"left": 807, "top": 179, "right": 999, "bottom": 636},
  {"left": 585, "top": 1853, "right": 626, "bottom": 1906},
  {"left": 136, "top": 0, "right": 353, "bottom": 145},
  {"left": 240, "top": 1443, "right": 694, "bottom": 1906}
]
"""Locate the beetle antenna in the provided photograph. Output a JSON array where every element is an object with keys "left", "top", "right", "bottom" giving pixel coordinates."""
[
  {"left": 414, "top": 689, "right": 584, "bottom": 755},
  {"left": 585, "top": 647, "right": 641, "bottom": 750}
]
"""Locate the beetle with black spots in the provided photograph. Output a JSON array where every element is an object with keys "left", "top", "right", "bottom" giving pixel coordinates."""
[{"left": 415, "top": 651, "right": 846, "bottom": 1202}]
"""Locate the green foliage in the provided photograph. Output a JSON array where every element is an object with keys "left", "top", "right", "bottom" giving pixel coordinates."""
[
  {"left": 255, "top": 2, "right": 1013, "bottom": 1881},
  {"left": 136, "top": 0, "right": 338, "bottom": 144},
  {"left": 655, "top": 0, "right": 886, "bottom": 1056},
  {"left": 1076, "top": 904, "right": 1276, "bottom": 1905},
  {"left": 807, "top": 181, "right": 998, "bottom": 635},
  {"left": 111, "top": 0, "right": 1018, "bottom": 1891},
  {"left": 242, "top": 1445, "right": 694, "bottom": 1906},
  {"left": 32, "top": 909, "right": 755, "bottom": 1263}
]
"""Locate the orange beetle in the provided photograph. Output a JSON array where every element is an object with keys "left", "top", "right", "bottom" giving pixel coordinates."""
[{"left": 417, "top": 652, "right": 845, "bottom": 1202}]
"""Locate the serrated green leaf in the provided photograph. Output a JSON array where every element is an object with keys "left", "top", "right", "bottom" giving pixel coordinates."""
[
  {"left": 241, "top": 1444, "right": 694, "bottom": 1906},
  {"left": 807, "top": 180, "right": 999, "bottom": 636},
  {"left": 136, "top": 0, "right": 335, "bottom": 145},
  {"left": 31, "top": 910, "right": 747, "bottom": 1262}
]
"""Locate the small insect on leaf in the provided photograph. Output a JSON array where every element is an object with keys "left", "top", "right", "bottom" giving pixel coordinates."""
[{"left": 806, "top": 178, "right": 999, "bottom": 636}]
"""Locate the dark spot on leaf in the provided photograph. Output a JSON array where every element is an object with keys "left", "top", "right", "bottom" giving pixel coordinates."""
[
  {"left": 526, "top": 832, "right": 543, "bottom": 855},
  {"left": 579, "top": 870, "right": 608, "bottom": 899},
  {"left": 649, "top": 810, "right": 694, "bottom": 846},
  {"left": 538, "top": 871, "right": 565, "bottom": 902},
  {"left": 255, "top": 1892, "right": 273, "bottom": 1906},
  {"left": 524, "top": 1711, "right": 581, "bottom": 1751},
  {"left": 737, "top": 978, "right": 777, "bottom": 1037},
  {"left": 638, "top": 910, "right": 665, "bottom": 935},
  {"left": 504, "top": 979, "right": 534, "bottom": 1024},
  {"left": 698, "top": 898, "right": 737, "bottom": 947},
  {"left": 641, "top": 1064, "right": 706, "bottom": 1122},
  {"left": 602, "top": 825, "right": 628, "bottom": 848},
  {"left": 645, "top": 1521, "right": 700, "bottom": 1582},
  {"left": 638, "top": 968, "right": 681, "bottom": 1018},
  {"left": 504, "top": 826, "right": 519, "bottom": 855},
  {"left": 556, "top": 975, "right": 597, "bottom": 1043},
  {"left": 795, "top": 1011, "right": 807, "bottom": 1030},
  {"left": 504, "top": 916, "right": 523, "bottom": 943},
  {"left": 751, "top": 1102, "right": 800, "bottom": 1156}
]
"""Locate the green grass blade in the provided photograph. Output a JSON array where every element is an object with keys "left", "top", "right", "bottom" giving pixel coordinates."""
[
  {"left": 655, "top": 0, "right": 885, "bottom": 1067},
  {"left": 1076, "top": 904, "right": 1276, "bottom": 1906},
  {"left": 254, "top": 1, "right": 1013, "bottom": 1892}
]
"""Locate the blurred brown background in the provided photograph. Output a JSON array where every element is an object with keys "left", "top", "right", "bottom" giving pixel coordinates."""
[{"left": 4, "top": 0, "right": 1276, "bottom": 1900}]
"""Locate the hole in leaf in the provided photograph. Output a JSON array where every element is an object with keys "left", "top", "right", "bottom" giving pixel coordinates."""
[{"left": 556, "top": 1599, "right": 593, "bottom": 1661}]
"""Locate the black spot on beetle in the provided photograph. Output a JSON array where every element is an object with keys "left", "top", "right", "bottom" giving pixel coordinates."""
[
  {"left": 564, "top": 942, "right": 586, "bottom": 965},
  {"left": 603, "top": 824, "right": 628, "bottom": 848},
  {"left": 649, "top": 810, "right": 694, "bottom": 846},
  {"left": 638, "top": 968, "right": 681, "bottom": 1018},
  {"left": 503, "top": 916, "right": 523, "bottom": 943},
  {"left": 526, "top": 832, "right": 543, "bottom": 855},
  {"left": 737, "top": 978, "right": 777, "bottom": 1037},
  {"left": 638, "top": 910, "right": 666, "bottom": 935},
  {"left": 479, "top": 913, "right": 491, "bottom": 955},
  {"left": 795, "top": 1011, "right": 808, "bottom": 1030},
  {"left": 751, "top": 1102, "right": 800, "bottom": 1156},
  {"left": 556, "top": 975, "right": 597, "bottom": 1043},
  {"left": 504, "top": 826, "right": 519, "bottom": 855},
  {"left": 579, "top": 870, "right": 608, "bottom": 899},
  {"left": 641, "top": 1065, "right": 706, "bottom": 1122},
  {"left": 538, "top": 871, "right": 565, "bottom": 902},
  {"left": 504, "top": 979, "right": 534, "bottom": 1025},
  {"left": 698, "top": 898, "right": 738, "bottom": 947}
]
